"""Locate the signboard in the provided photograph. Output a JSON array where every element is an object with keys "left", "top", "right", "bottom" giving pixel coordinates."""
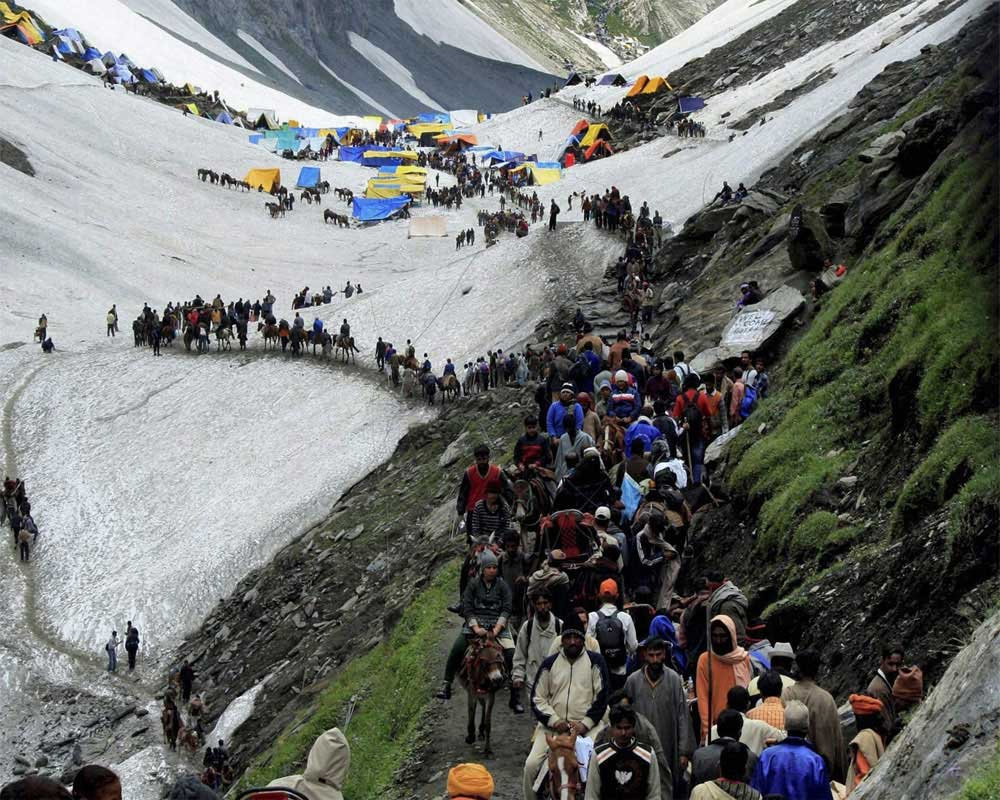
[{"left": 722, "top": 309, "right": 776, "bottom": 346}]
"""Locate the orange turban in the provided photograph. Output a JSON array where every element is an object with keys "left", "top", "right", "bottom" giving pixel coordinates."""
[
  {"left": 849, "top": 694, "right": 884, "bottom": 716},
  {"left": 448, "top": 763, "right": 495, "bottom": 800}
]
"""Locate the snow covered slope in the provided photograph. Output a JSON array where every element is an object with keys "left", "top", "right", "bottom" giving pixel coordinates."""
[{"left": 25, "top": 0, "right": 558, "bottom": 119}]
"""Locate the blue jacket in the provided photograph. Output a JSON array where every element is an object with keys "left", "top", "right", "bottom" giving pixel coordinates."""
[
  {"left": 312, "top": 318, "right": 323, "bottom": 333},
  {"left": 624, "top": 419, "right": 661, "bottom": 454},
  {"left": 546, "top": 402, "right": 584, "bottom": 438},
  {"left": 608, "top": 386, "right": 641, "bottom": 419},
  {"left": 444, "top": 362, "right": 456, "bottom": 375},
  {"left": 751, "top": 737, "right": 830, "bottom": 799}
]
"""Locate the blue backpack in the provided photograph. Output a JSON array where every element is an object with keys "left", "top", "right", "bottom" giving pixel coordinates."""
[{"left": 740, "top": 383, "right": 758, "bottom": 419}]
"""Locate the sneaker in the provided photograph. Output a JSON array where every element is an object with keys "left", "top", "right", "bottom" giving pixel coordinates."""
[
  {"left": 447, "top": 604, "right": 462, "bottom": 615},
  {"left": 434, "top": 682, "right": 452, "bottom": 700}
]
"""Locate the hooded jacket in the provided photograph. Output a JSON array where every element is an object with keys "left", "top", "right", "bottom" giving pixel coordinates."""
[{"left": 268, "top": 727, "right": 351, "bottom": 800}]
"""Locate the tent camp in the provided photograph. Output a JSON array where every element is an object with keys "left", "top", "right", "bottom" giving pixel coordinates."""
[
  {"left": 580, "top": 123, "right": 612, "bottom": 147},
  {"left": 678, "top": 96, "right": 707, "bottom": 113},
  {"left": 409, "top": 216, "right": 447, "bottom": 238},
  {"left": 564, "top": 72, "right": 583, "bottom": 86},
  {"left": 295, "top": 167, "right": 321, "bottom": 188},
  {"left": 511, "top": 162, "right": 561, "bottom": 186},
  {"left": 626, "top": 75, "right": 649, "bottom": 97},
  {"left": 248, "top": 108, "right": 280, "bottom": 130},
  {"left": 244, "top": 168, "right": 281, "bottom": 192},
  {"left": 0, "top": 3, "right": 42, "bottom": 45},
  {"left": 83, "top": 57, "right": 105, "bottom": 75},
  {"left": 352, "top": 196, "right": 410, "bottom": 222},
  {"left": 597, "top": 73, "right": 627, "bottom": 86},
  {"left": 641, "top": 76, "right": 672, "bottom": 95},
  {"left": 584, "top": 140, "right": 613, "bottom": 161}
]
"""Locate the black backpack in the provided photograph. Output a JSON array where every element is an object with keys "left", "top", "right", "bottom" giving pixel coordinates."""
[
  {"left": 677, "top": 391, "right": 706, "bottom": 443},
  {"left": 594, "top": 611, "right": 627, "bottom": 668}
]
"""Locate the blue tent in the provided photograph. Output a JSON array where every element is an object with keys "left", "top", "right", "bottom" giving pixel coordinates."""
[
  {"left": 481, "top": 149, "right": 525, "bottom": 165},
  {"left": 248, "top": 134, "right": 264, "bottom": 144},
  {"left": 352, "top": 196, "right": 410, "bottom": 222},
  {"left": 216, "top": 111, "right": 234, "bottom": 124},
  {"left": 83, "top": 47, "right": 102, "bottom": 61},
  {"left": 296, "top": 166, "right": 321, "bottom": 188},
  {"left": 417, "top": 112, "right": 449, "bottom": 124},
  {"left": 678, "top": 96, "right": 706, "bottom": 114},
  {"left": 52, "top": 28, "right": 83, "bottom": 42},
  {"left": 362, "top": 154, "right": 402, "bottom": 167},
  {"left": 111, "top": 65, "right": 136, "bottom": 84},
  {"left": 597, "top": 73, "right": 626, "bottom": 86},
  {"left": 339, "top": 144, "right": 392, "bottom": 163},
  {"left": 535, "top": 161, "right": 563, "bottom": 170},
  {"left": 51, "top": 36, "right": 74, "bottom": 54},
  {"left": 138, "top": 68, "right": 157, "bottom": 83}
]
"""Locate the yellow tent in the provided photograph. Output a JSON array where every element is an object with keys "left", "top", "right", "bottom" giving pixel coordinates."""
[
  {"left": 580, "top": 123, "right": 613, "bottom": 147},
  {"left": 363, "top": 150, "right": 419, "bottom": 160},
  {"left": 287, "top": 119, "right": 300, "bottom": 128},
  {"left": 184, "top": 82, "right": 200, "bottom": 96},
  {"left": 363, "top": 115, "right": 383, "bottom": 127},
  {"left": 0, "top": 2, "right": 42, "bottom": 44},
  {"left": 527, "top": 164, "right": 561, "bottom": 185},
  {"left": 626, "top": 75, "right": 649, "bottom": 98},
  {"left": 244, "top": 168, "right": 281, "bottom": 192},
  {"left": 180, "top": 103, "right": 200, "bottom": 116},
  {"left": 406, "top": 122, "right": 450, "bottom": 137},
  {"left": 641, "top": 76, "right": 673, "bottom": 95},
  {"left": 395, "top": 165, "right": 428, "bottom": 176}
]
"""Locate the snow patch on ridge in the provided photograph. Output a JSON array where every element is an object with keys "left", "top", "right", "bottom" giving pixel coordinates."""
[
  {"left": 573, "top": 33, "right": 623, "bottom": 69},
  {"left": 319, "top": 60, "right": 397, "bottom": 118},
  {"left": 347, "top": 31, "right": 446, "bottom": 111},
  {"left": 237, "top": 29, "right": 303, "bottom": 85},
  {"left": 393, "top": 0, "right": 548, "bottom": 72}
]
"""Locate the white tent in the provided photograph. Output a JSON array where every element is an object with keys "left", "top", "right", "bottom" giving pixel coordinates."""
[
  {"left": 83, "top": 58, "right": 106, "bottom": 75},
  {"left": 408, "top": 216, "right": 448, "bottom": 238}
]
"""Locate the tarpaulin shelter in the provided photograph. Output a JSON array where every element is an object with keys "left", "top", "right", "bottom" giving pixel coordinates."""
[
  {"left": 584, "top": 140, "right": 613, "bottom": 160},
  {"left": 83, "top": 57, "right": 105, "bottom": 75},
  {"left": 580, "top": 123, "right": 612, "bottom": 147},
  {"left": 626, "top": 75, "right": 649, "bottom": 97},
  {"left": 296, "top": 166, "right": 321, "bottom": 188},
  {"left": 138, "top": 68, "right": 158, "bottom": 83},
  {"left": 407, "top": 122, "right": 450, "bottom": 139},
  {"left": 244, "top": 168, "right": 281, "bottom": 192},
  {"left": 51, "top": 34, "right": 83, "bottom": 55},
  {"left": 570, "top": 119, "right": 590, "bottom": 138},
  {"left": 380, "top": 165, "right": 428, "bottom": 177},
  {"left": 101, "top": 51, "right": 118, "bottom": 67},
  {"left": 511, "top": 163, "right": 561, "bottom": 185},
  {"left": 248, "top": 108, "right": 280, "bottom": 130},
  {"left": 597, "top": 73, "right": 626, "bottom": 86},
  {"left": 641, "top": 76, "right": 672, "bottom": 95},
  {"left": 564, "top": 72, "right": 583, "bottom": 86},
  {"left": 352, "top": 196, "right": 410, "bottom": 221},
  {"left": 51, "top": 27, "right": 83, "bottom": 42},
  {"left": 112, "top": 65, "right": 137, "bottom": 84},
  {"left": 179, "top": 103, "right": 200, "bottom": 116},
  {"left": 480, "top": 149, "right": 524, "bottom": 165},
  {"left": 409, "top": 216, "right": 447, "bottom": 237},
  {"left": 248, "top": 133, "right": 264, "bottom": 144},
  {"left": 150, "top": 67, "right": 165, "bottom": 82},
  {"left": 678, "top": 96, "right": 707, "bottom": 114},
  {"left": 216, "top": 111, "right": 235, "bottom": 124},
  {"left": 437, "top": 133, "right": 477, "bottom": 151},
  {"left": 82, "top": 46, "right": 102, "bottom": 60},
  {"left": 338, "top": 145, "right": 375, "bottom": 163},
  {"left": 416, "top": 112, "right": 449, "bottom": 124},
  {"left": 184, "top": 82, "right": 199, "bottom": 95},
  {"left": 362, "top": 150, "right": 418, "bottom": 167},
  {"left": 0, "top": 3, "right": 42, "bottom": 45}
]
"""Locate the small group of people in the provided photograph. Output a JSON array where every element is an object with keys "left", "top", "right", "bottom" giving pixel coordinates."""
[
  {"left": 103, "top": 620, "right": 141, "bottom": 672},
  {"left": 712, "top": 182, "right": 749, "bottom": 204},
  {"left": 35, "top": 312, "right": 55, "bottom": 352},
  {"left": 3, "top": 476, "right": 38, "bottom": 562}
]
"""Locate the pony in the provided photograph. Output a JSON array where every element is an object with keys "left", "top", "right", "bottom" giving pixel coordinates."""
[
  {"left": 335, "top": 334, "right": 358, "bottom": 363},
  {"left": 544, "top": 732, "right": 584, "bottom": 800},
  {"left": 459, "top": 636, "right": 507, "bottom": 757},
  {"left": 215, "top": 327, "right": 233, "bottom": 351},
  {"left": 440, "top": 373, "right": 461, "bottom": 401},
  {"left": 266, "top": 202, "right": 284, "bottom": 219},
  {"left": 599, "top": 417, "right": 627, "bottom": 466},
  {"left": 259, "top": 322, "right": 279, "bottom": 350},
  {"left": 511, "top": 471, "right": 553, "bottom": 554}
]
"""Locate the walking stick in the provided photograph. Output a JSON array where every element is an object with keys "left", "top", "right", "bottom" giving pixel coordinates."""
[{"left": 705, "top": 600, "right": 712, "bottom": 747}]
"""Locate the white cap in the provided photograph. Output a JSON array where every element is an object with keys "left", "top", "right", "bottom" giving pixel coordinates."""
[
  {"left": 595, "top": 506, "right": 611, "bottom": 521},
  {"left": 615, "top": 370, "right": 628, "bottom": 382}
]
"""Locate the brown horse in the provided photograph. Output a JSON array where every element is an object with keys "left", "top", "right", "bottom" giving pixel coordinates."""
[
  {"left": 440, "top": 373, "right": 460, "bottom": 401},
  {"left": 545, "top": 732, "right": 584, "bottom": 800},
  {"left": 335, "top": 334, "right": 357, "bottom": 363},
  {"left": 459, "top": 636, "right": 506, "bottom": 757},
  {"left": 512, "top": 470, "right": 553, "bottom": 555},
  {"left": 600, "top": 417, "right": 627, "bottom": 466},
  {"left": 259, "top": 322, "right": 279, "bottom": 350}
]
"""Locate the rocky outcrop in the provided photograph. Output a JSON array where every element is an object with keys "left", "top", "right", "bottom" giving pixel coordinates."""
[{"left": 0, "top": 136, "right": 34, "bottom": 177}]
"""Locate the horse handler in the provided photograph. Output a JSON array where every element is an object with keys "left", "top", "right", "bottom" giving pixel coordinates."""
[
  {"left": 436, "top": 551, "right": 515, "bottom": 703},
  {"left": 522, "top": 616, "right": 609, "bottom": 800}
]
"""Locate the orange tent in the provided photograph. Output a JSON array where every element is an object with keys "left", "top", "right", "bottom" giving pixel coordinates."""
[
  {"left": 626, "top": 75, "right": 649, "bottom": 97},
  {"left": 584, "top": 140, "right": 614, "bottom": 161},
  {"left": 436, "top": 133, "right": 478, "bottom": 150},
  {"left": 570, "top": 119, "right": 590, "bottom": 137},
  {"left": 641, "top": 76, "right": 673, "bottom": 95}
]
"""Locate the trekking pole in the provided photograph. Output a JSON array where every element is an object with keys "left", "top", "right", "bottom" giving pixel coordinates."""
[{"left": 705, "top": 601, "right": 712, "bottom": 746}]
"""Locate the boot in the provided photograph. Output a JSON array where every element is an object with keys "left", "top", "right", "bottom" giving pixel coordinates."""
[
  {"left": 434, "top": 681, "right": 452, "bottom": 700},
  {"left": 509, "top": 686, "right": 524, "bottom": 714}
]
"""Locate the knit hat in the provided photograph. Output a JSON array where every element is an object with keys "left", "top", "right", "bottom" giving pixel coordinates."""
[
  {"left": 479, "top": 550, "right": 498, "bottom": 568},
  {"left": 615, "top": 370, "right": 628, "bottom": 383},
  {"left": 447, "top": 763, "right": 495, "bottom": 800},
  {"left": 849, "top": 694, "right": 884, "bottom": 717},
  {"left": 892, "top": 666, "right": 923, "bottom": 705},
  {"left": 560, "top": 382, "right": 574, "bottom": 393},
  {"left": 561, "top": 615, "right": 585, "bottom": 638},
  {"left": 599, "top": 579, "right": 619, "bottom": 597}
]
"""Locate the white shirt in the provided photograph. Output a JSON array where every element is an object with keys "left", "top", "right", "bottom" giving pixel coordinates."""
[{"left": 586, "top": 603, "right": 639, "bottom": 674}]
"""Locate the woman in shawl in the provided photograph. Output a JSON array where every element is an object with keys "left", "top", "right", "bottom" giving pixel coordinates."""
[
  {"left": 696, "top": 615, "right": 752, "bottom": 744},
  {"left": 649, "top": 614, "right": 688, "bottom": 675},
  {"left": 845, "top": 695, "right": 886, "bottom": 793}
]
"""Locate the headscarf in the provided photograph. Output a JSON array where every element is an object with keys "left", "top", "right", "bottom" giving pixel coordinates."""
[
  {"left": 849, "top": 694, "right": 884, "bottom": 716},
  {"left": 892, "top": 666, "right": 923, "bottom": 705},
  {"left": 648, "top": 614, "right": 686, "bottom": 672},
  {"left": 710, "top": 614, "right": 752, "bottom": 686},
  {"left": 447, "top": 763, "right": 494, "bottom": 799}
]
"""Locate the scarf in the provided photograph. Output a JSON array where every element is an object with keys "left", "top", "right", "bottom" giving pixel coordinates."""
[{"left": 710, "top": 614, "right": 752, "bottom": 686}]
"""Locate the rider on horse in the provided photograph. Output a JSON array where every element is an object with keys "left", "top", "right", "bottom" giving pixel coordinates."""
[{"left": 436, "top": 550, "right": 515, "bottom": 702}]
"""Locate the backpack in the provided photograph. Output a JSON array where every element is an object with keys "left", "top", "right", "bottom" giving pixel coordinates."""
[
  {"left": 677, "top": 391, "right": 707, "bottom": 442},
  {"left": 594, "top": 611, "right": 627, "bottom": 668},
  {"left": 739, "top": 384, "right": 758, "bottom": 419}
]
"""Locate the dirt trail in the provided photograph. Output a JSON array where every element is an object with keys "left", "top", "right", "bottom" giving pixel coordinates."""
[{"left": 405, "top": 617, "right": 536, "bottom": 800}]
